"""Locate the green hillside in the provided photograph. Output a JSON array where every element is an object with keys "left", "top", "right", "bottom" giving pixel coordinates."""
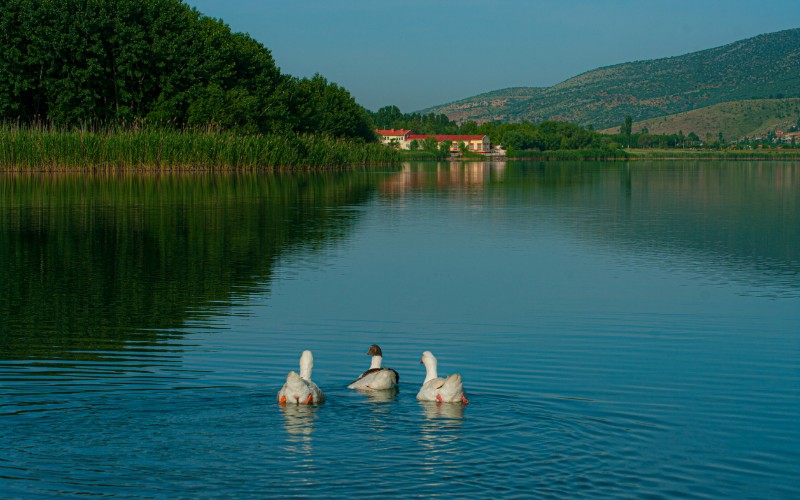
[
  {"left": 425, "top": 87, "right": 546, "bottom": 123},
  {"left": 421, "top": 28, "right": 800, "bottom": 128},
  {"left": 599, "top": 99, "right": 800, "bottom": 140}
]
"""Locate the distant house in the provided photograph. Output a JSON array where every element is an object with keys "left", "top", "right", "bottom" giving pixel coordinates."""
[
  {"left": 375, "top": 129, "right": 413, "bottom": 148},
  {"left": 782, "top": 131, "right": 800, "bottom": 142},
  {"left": 408, "top": 134, "right": 490, "bottom": 153},
  {"left": 376, "top": 129, "right": 491, "bottom": 154}
]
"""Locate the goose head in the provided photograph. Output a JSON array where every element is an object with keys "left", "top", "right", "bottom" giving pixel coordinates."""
[
  {"left": 420, "top": 350, "right": 437, "bottom": 365},
  {"left": 367, "top": 344, "right": 383, "bottom": 369},
  {"left": 420, "top": 351, "right": 438, "bottom": 383}
]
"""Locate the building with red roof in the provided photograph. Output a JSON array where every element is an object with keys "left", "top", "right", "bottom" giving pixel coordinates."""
[
  {"left": 376, "top": 129, "right": 490, "bottom": 154},
  {"left": 376, "top": 129, "right": 413, "bottom": 141}
]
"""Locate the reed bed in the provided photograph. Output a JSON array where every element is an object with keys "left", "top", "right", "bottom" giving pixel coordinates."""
[{"left": 0, "top": 125, "right": 398, "bottom": 171}]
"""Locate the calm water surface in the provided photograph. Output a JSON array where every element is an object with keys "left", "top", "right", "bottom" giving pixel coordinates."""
[{"left": 1, "top": 161, "right": 798, "bottom": 498}]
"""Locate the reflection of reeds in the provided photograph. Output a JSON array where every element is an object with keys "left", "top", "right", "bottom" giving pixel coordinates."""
[
  {"left": 0, "top": 169, "right": 386, "bottom": 360},
  {"left": 0, "top": 124, "right": 398, "bottom": 171}
]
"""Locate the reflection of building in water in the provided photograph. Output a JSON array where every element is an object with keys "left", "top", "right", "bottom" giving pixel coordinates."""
[{"left": 380, "top": 162, "right": 507, "bottom": 198}]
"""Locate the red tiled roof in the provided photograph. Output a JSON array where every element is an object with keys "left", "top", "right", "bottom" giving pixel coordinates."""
[
  {"left": 406, "top": 134, "right": 487, "bottom": 141},
  {"left": 430, "top": 135, "right": 487, "bottom": 141},
  {"left": 376, "top": 129, "right": 412, "bottom": 136}
]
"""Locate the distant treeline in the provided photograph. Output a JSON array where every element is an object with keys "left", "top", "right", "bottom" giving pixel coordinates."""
[
  {"left": 373, "top": 105, "right": 800, "bottom": 155},
  {"left": 370, "top": 105, "right": 461, "bottom": 135},
  {"left": 372, "top": 105, "right": 624, "bottom": 154},
  {"left": 0, "top": 0, "right": 374, "bottom": 141},
  {"left": 611, "top": 112, "right": 800, "bottom": 150}
]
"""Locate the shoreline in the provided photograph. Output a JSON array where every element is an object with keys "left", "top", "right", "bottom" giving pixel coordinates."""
[{"left": 3, "top": 127, "right": 798, "bottom": 172}]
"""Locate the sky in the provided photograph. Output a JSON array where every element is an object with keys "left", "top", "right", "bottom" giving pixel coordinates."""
[{"left": 184, "top": 0, "right": 800, "bottom": 113}]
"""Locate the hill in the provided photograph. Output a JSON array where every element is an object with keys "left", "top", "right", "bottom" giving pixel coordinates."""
[
  {"left": 427, "top": 87, "right": 546, "bottom": 123},
  {"left": 421, "top": 28, "right": 800, "bottom": 129},
  {"left": 599, "top": 99, "right": 800, "bottom": 140}
]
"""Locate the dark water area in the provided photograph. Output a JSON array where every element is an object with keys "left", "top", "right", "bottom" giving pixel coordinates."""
[{"left": 1, "top": 161, "right": 798, "bottom": 498}]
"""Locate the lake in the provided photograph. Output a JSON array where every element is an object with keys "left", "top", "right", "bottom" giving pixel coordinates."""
[{"left": 1, "top": 161, "right": 798, "bottom": 498}]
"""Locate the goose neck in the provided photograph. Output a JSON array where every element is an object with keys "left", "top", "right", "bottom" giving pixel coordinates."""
[{"left": 423, "top": 360, "right": 438, "bottom": 384}]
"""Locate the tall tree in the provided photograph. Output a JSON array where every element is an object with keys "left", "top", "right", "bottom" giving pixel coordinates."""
[{"left": 0, "top": 0, "right": 374, "bottom": 140}]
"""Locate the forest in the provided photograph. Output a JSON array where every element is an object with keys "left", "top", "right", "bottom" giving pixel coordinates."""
[{"left": 0, "top": 0, "right": 374, "bottom": 141}]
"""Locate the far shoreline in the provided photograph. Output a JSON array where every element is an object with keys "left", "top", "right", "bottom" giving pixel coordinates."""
[{"left": 406, "top": 148, "right": 800, "bottom": 162}]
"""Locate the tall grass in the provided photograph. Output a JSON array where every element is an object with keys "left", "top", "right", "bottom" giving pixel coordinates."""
[{"left": 0, "top": 124, "right": 399, "bottom": 171}]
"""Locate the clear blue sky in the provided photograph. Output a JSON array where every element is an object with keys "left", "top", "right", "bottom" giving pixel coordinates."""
[{"left": 184, "top": 0, "right": 799, "bottom": 113}]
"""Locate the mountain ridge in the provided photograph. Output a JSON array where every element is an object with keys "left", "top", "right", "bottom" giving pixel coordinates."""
[{"left": 419, "top": 28, "right": 800, "bottom": 128}]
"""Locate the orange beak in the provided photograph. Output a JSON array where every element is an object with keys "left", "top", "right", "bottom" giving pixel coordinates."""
[
  {"left": 304, "top": 394, "right": 313, "bottom": 405},
  {"left": 279, "top": 395, "right": 287, "bottom": 405}
]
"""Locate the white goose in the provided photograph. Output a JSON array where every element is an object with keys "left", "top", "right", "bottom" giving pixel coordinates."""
[
  {"left": 416, "top": 351, "right": 469, "bottom": 404},
  {"left": 278, "top": 350, "right": 326, "bottom": 405},
  {"left": 347, "top": 344, "right": 399, "bottom": 391},
  {"left": 277, "top": 371, "right": 312, "bottom": 405}
]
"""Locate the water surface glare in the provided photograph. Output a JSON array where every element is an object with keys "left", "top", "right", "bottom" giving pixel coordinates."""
[{"left": 1, "top": 161, "right": 798, "bottom": 498}]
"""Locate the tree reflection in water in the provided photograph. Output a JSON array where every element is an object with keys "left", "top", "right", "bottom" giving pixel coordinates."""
[{"left": 0, "top": 171, "right": 384, "bottom": 363}]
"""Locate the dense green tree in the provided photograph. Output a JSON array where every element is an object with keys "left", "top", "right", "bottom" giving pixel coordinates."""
[
  {"left": 282, "top": 74, "right": 374, "bottom": 140},
  {"left": 438, "top": 139, "right": 453, "bottom": 157},
  {"left": 623, "top": 115, "right": 633, "bottom": 135},
  {"left": 373, "top": 105, "right": 404, "bottom": 129},
  {"left": 500, "top": 130, "right": 529, "bottom": 151},
  {"left": 422, "top": 137, "right": 440, "bottom": 155},
  {"left": 459, "top": 121, "right": 479, "bottom": 134},
  {"left": 0, "top": 0, "right": 373, "bottom": 140},
  {"left": 620, "top": 115, "right": 633, "bottom": 146},
  {"left": 369, "top": 106, "right": 459, "bottom": 135}
]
